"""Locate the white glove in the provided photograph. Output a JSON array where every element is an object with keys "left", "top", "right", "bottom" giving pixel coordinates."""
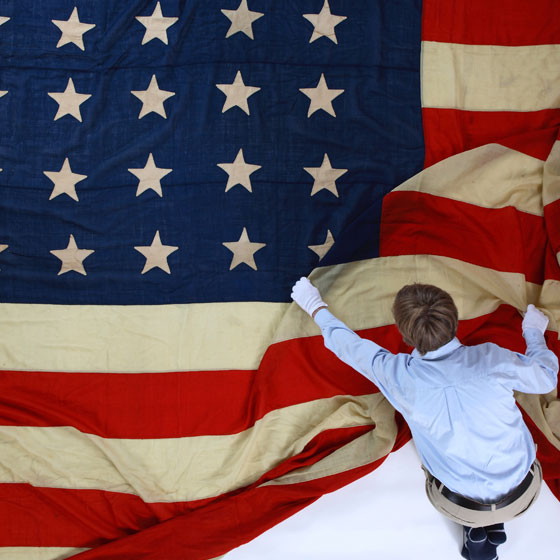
[
  {"left": 522, "top": 304, "right": 549, "bottom": 334},
  {"left": 291, "top": 277, "right": 327, "bottom": 317}
]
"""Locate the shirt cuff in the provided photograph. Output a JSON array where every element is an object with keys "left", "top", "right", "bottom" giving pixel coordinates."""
[{"left": 313, "top": 307, "right": 332, "bottom": 327}]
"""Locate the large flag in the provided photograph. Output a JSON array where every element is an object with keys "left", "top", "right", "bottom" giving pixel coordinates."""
[{"left": 0, "top": 1, "right": 559, "bottom": 559}]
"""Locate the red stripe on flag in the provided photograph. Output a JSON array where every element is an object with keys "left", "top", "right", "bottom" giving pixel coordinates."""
[
  {"left": 422, "top": 0, "right": 560, "bottom": 45},
  {"left": 422, "top": 108, "right": 560, "bottom": 167},
  {"left": 0, "top": 369, "right": 257, "bottom": 438},
  {"left": 0, "top": 484, "right": 170, "bottom": 547},
  {"left": 0, "top": 425, "right": 379, "bottom": 548},
  {"left": 0, "top": 343, "right": 379, "bottom": 438},
  {"left": 380, "top": 191, "right": 547, "bottom": 284}
]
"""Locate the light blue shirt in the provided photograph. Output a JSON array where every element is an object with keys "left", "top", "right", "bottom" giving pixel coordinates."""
[{"left": 314, "top": 309, "right": 558, "bottom": 502}]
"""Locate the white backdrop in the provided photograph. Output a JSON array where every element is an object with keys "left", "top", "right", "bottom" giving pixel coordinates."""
[{"left": 227, "top": 441, "right": 560, "bottom": 559}]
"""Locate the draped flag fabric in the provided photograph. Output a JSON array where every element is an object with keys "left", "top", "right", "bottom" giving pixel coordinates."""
[{"left": 0, "top": 1, "right": 559, "bottom": 559}]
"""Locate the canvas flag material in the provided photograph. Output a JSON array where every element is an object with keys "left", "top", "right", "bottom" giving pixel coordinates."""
[{"left": 0, "top": 1, "right": 559, "bottom": 559}]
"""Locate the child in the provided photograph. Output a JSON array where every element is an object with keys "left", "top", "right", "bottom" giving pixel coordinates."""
[{"left": 291, "top": 278, "right": 558, "bottom": 560}]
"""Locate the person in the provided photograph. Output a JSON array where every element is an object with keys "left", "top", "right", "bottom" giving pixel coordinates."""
[{"left": 290, "top": 278, "right": 558, "bottom": 560}]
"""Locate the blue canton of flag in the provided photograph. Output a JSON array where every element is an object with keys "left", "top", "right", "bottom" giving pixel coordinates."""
[{"left": 0, "top": 0, "right": 423, "bottom": 304}]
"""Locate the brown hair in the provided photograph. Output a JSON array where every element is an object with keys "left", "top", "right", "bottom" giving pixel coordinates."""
[{"left": 392, "top": 284, "right": 458, "bottom": 355}]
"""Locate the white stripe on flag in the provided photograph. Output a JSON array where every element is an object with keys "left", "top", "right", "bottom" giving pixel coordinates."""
[
  {"left": 0, "top": 548, "right": 90, "bottom": 560},
  {"left": 422, "top": 42, "right": 560, "bottom": 111},
  {"left": 396, "top": 144, "right": 544, "bottom": 215}
]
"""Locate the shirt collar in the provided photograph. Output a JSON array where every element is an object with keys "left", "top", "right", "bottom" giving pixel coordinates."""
[{"left": 411, "top": 337, "right": 462, "bottom": 360}]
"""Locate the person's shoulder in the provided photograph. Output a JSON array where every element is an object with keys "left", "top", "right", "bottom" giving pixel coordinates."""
[
  {"left": 461, "top": 340, "right": 508, "bottom": 353},
  {"left": 459, "top": 340, "right": 517, "bottom": 372}
]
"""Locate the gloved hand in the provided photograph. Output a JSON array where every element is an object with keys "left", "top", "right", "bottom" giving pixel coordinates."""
[
  {"left": 522, "top": 304, "right": 549, "bottom": 334},
  {"left": 291, "top": 277, "right": 327, "bottom": 317}
]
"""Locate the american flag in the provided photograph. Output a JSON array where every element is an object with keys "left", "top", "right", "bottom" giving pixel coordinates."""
[{"left": 0, "top": 1, "right": 559, "bottom": 559}]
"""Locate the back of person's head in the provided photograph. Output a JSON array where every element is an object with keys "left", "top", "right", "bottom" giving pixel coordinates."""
[{"left": 392, "top": 283, "right": 458, "bottom": 355}]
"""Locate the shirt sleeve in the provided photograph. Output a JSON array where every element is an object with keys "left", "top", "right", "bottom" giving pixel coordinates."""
[
  {"left": 313, "top": 308, "right": 403, "bottom": 393},
  {"left": 500, "top": 327, "right": 558, "bottom": 394}
]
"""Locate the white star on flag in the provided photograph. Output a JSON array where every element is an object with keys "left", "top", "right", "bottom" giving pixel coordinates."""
[
  {"left": 221, "top": 0, "right": 264, "bottom": 39},
  {"left": 216, "top": 70, "right": 261, "bottom": 115},
  {"left": 299, "top": 73, "right": 344, "bottom": 118},
  {"left": 52, "top": 7, "right": 96, "bottom": 51},
  {"left": 131, "top": 74, "right": 175, "bottom": 119},
  {"left": 128, "top": 153, "right": 173, "bottom": 197},
  {"left": 0, "top": 90, "right": 6, "bottom": 99},
  {"left": 50, "top": 234, "right": 94, "bottom": 276},
  {"left": 136, "top": 1, "right": 178, "bottom": 45},
  {"left": 223, "top": 227, "right": 266, "bottom": 270},
  {"left": 217, "top": 149, "right": 261, "bottom": 192},
  {"left": 303, "top": 0, "right": 347, "bottom": 44},
  {"left": 308, "top": 229, "right": 335, "bottom": 260},
  {"left": 43, "top": 157, "right": 87, "bottom": 201},
  {"left": 0, "top": 16, "right": 10, "bottom": 27},
  {"left": 48, "top": 77, "right": 92, "bottom": 122},
  {"left": 304, "top": 153, "right": 348, "bottom": 196},
  {"left": 0, "top": 242, "right": 7, "bottom": 270},
  {"left": 134, "top": 230, "right": 178, "bottom": 274}
]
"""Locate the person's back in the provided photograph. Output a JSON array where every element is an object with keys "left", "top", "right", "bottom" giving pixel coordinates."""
[{"left": 395, "top": 340, "right": 548, "bottom": 502}]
